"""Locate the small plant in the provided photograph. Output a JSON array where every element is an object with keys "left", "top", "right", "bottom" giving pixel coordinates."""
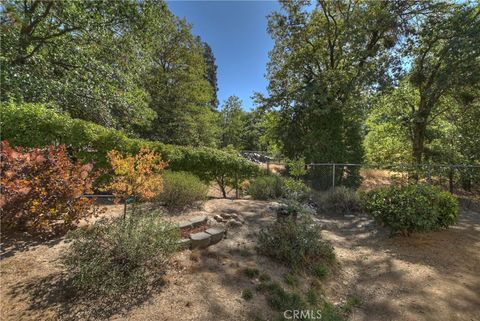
[
  {"left": 283, "top": 273, "right": 300, "bottom": 287},
  {"left": 257, "top": 216, "right": 335, "bottom": 272},
  {"left": 0, "top": 141, "right": 96, "bottom": 235},
  {"left": 104, "top": 148, "right": 166, "bottom": 215},
  {"left": 306, "top": 288, "right": 319, "bottom": 305},
  {"left": 157, "top": 171, "right": 208, "bottom": 211},
  {"left": 342, "top": 296, "right": 362, "bottom": 313},
  {"left": 313, "top": 264, "right": 329, "bottom": 280},
  {"left": 259, "top": 273, "right": 271, "bottom": 282},
  {"left": 242, "top": 288, "right": 254, "bottom": 301},
  {"left": 244, "top": 267, "right": 260, "bottom": 278},
  {"left": 248, "top": 175, "right": 284, "bottom": 200},
  {"left": 63, "top": 213, "right": 180, "bottom": 295},
  {"left": 282, "top": 177, "right": 311, "bottom": 202},
  {"left": 316, "top": 187, "right": 361, "bottom": 214},
  {"left": 362, "top": 184, "right": 459, "bottom": 235}
]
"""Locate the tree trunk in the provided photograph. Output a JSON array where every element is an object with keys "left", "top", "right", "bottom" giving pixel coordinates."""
[{"left": 412, "top": 98, "right": 429, "bottom": 165}]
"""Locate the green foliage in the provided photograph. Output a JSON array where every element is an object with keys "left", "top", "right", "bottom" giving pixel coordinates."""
[
  {"left": 248, "top": 175, "right": 284, "bottom": 200},
  {"left": 286, "top": 157, "right": 307, "bottom": 178},
  {"left": 0, "top": 102, "right": 260, "bottom": 192},
  {"left": 283, "top": 273, "right": 300, "bottom": 287},
  {"left": 265, "top": 0, "right": 413, "bottom": 170},
  {"left": 248, "top": 175, "right": 311, "bottom": 201},
  {"left": 282, "top": 178, "right": 311, "bottom": 202},
  {"left": 312, "top": 265, "right": 329, "bottom": 280},
  {"left": 157, "top": 171, "right": 208, "bottom": 211},
  {"left": 362, "top": 185, "right": 459, "bottom": 235},
  {"left": 257, "top": 216, "right": 335, "bottom": 271},
  {"left": 220, "top": 96, "right": 246, "bottom": 149},
  {"left": 241, "top": 288, "right": 254, "bottom": 301},
  {"left": 267, "top": 285, "right": 305, "bottom": 313},
  {"left": 63, "top": 213, "right": 180, "bottom": 295},
  {"left": 244, "top": 267, "right": 260, "bottom": 279},
  {"left": 316, "top": 187, "right": 361, "bottom": 215},
  {"left": 0, "top": 1, "right": 219, "bottom": 146},
  {"left": 407, "top": 4, "right": 480, "bottom": 163}
]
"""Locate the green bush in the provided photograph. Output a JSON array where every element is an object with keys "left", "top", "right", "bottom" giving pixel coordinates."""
[
  {"left": 257, "top": 216, "right": 335, "bottom": 271},
  {"left": 316, "top": 187, "right": 361, "bottom": 214},
  {"left": 1, "top": 102, "right": 260, "bottom": 191},
  {"left": 248, "top": 175, "right": 311, "bottom": 201},
  {"left": 241, "top": 288, "right": 254, "bottom": 301},
  {"left": 63, "top": 213, "right": 180, "bottom": 295},
  {"left": 362, "top": 184, "right": 459, "bottom": 235},
  {"left": 248, "top": 175, "right": 284, "bottom": 200},
  {"left": 282, "top": 177, "right": 311, "bottom": 202},
  {"left": 157, "top": 171, "right": 208, "bottom": 210}
]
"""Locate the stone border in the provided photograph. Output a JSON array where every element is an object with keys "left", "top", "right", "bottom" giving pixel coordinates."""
[{"left": 177, "top": 216, "right": 226, "bottom": 250}]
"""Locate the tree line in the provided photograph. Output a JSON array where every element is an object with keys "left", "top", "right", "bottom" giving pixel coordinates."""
[{"left": 2, "top": 0, "right": 479, "bottom": 167}]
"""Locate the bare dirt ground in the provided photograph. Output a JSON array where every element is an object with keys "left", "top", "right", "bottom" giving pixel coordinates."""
[
  {"left": 320, "top": 209, "right": 480, "bottom": 321},
  {"left": 1, "top": 197, "right": 479, "bottom": 321}
]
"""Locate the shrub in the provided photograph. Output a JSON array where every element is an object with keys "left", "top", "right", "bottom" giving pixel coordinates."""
[
  {"left": 248, "top": 175, "right": 284, "bottom": 200},
  {"left": 316, "top": 187, "right": 361, "bottom": 214},
  {"left": 63, "top": 213, "right": 180, "bottom": 295},
  {"left": 362, "top": 184, "right": 459, "bottom": 235},
  {"left": 0, "top": 141, "right": 96, "bottom": 235},
  {"left": 257, "top": 216, "right": 335, "bottom": 271},
  {"left": 1, "top": 102, "right": 260, "bottom": 193},
  {"left": 104, "top": 148, "right": 166, "bottom": 210},
  {"left": 282, "top": 178, "right": 311, "bottom": 202},
  {"left": 244, "top": 267, "right": 260, "bottom": 278},
  {"left": 157, "top": 171, "right": 208, "bottom": 210},
  {"left": 241, "top": 288, "right": 254, "bottom": 301},
  {"left": 313, "top": 264, "right": 329, "bottom": 280}
]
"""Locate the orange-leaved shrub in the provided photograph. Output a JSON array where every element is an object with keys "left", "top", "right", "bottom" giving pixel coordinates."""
[
  {"left": 0, "top": 141, "right": 96, "bottom": 235},
  {"left": 104, "top": 148, "right": 166, "bottom": 206}
]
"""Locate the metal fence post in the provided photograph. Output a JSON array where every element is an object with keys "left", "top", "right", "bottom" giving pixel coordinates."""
[{"left": 332, "top": 163, "right": 336, "bottom": 189}]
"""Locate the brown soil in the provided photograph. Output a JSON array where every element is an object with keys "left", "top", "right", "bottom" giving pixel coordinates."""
[{"left": 1, "top": 198, "right": 479, "bottom": 321}]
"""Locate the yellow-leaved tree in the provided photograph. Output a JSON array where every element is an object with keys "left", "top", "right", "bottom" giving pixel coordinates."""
[{"left": 105, "top": 148, "right": 167, "bottom": 217}]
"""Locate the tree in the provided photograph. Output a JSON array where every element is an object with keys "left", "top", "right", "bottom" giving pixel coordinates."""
[
  {"left": 1, "top": 0, "right": 220, "bottom": 146},
  {"left": 219, "top": 96, "right": 246, "bottom": 149},
  {"left": 140, "top": 9, "right": 219, "bottom": 146},
  {"left": 264, "top": 0, "right": 428, "bottom": 186},
  {"left": 406, "top": 4, "right": 480, "bottom": 163},
  {"left": 201, "top": 39, "right": 219, "bottom": 109},
  {"left": 0, "top": 0, "right": 156, "bottom": 133}
]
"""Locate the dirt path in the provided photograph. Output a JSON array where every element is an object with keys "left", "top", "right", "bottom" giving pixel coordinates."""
[{"left": 320, "top": 210, "right": 480, "bottom": 321}]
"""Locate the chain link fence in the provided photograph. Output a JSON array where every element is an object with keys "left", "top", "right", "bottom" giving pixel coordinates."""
[{"left": 304, "top": 163, "right": 480, "bottom": 195}]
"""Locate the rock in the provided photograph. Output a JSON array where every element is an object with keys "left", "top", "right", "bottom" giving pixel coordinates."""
[
  {"left": 190, "top": 232, "right": 211, "bottom": 249},
  {"left": 190, "top": 216, "right": 208, "bottom": 227},
  {"left": 178, "top": 238, "right": 191, "bottom": 250},
  {"left": 344, "top": 214, "right": 355, "bottom": 218},
  {"left": 220, "top": 213, "right": 232, "bottom": 219},
  {"left": 205, "top": 227, "right": 226, "bottom": 244},
  {"left": 178, "top": 221, "right": 192, "bottom": 229},
  {"left": 229, "top": 213, "right": 241, "bottom": 221},
  {"left": 241, "top": 211, "right": 256, "bottom": 218},
  {"left": 226, "top": 219, "right": 242, "bottom": 228},
  {"left": 213, "top": 215, "right": 225, "bottom": 223}
]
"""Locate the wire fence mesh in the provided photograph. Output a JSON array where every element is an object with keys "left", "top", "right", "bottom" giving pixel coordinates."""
[
  {"left": 303, "top": 163, "right": 480, "bottom": 195},
  {"left": 240, "top": 151, "right": 480, "bottom": 197}
]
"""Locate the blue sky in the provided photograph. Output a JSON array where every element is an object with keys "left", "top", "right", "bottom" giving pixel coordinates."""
[{"left": 167, "top": 0, "right": 281, "bottom": 110}]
